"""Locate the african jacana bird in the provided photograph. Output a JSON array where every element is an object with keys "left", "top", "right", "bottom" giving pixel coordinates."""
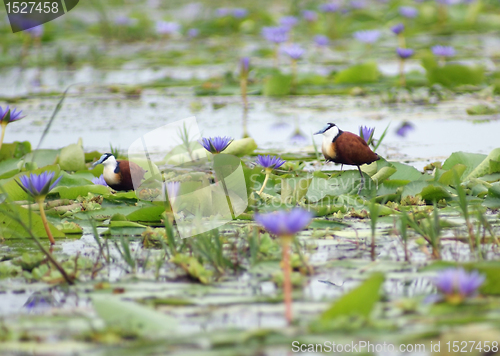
[
  {"left": 91, "top": 153, "right": 147, "bottom": 191},
  {"left": 314, "top": 123, "right": 379, "bottom": 191}
]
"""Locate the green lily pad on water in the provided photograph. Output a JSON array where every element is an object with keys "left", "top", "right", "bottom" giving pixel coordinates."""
[
  {"left": 22, "top": 149, "right": 60, "bottom": 168},
  {"left": 483, "top": 183, "right": 500, "bottom": 208},
  {"left": 0, "top": 158, "right": 21, "bottom": 179},
  {"left": 263, "top": 72, "right": 292, "bottom": 96},
  {"left": 0, "top": 164, "right": 60, "bottom": 201},
  {"left": 465, "top": 148, "right": 500, "bottom": 180},
  {"left": 102, "top": 221, "right": 148, "bottom": 236},
  {"left": 311, "top": 273, "right": 384, "bottom": 331},
  {"left": 91, "top": 294, "right": 177, "bottom": 338},
  {"left": 335, "top": 61, "right": 380, "bottom": 84},
  {"left": 126, "top": 206, "right": 165, "bottom": 222},
  {"left": 442, "top": 151, "right": 487, "bottom": 179},
  {"left": 0, "top": 202, "right": 65, "bottom": 239},
  {"left": 0, "top": 141, "right": 31, "bottom": 161},
  {"left": 58, "top": 141, "right": 86, "bottom": 171},
  {"left": 51, "top": 185, "right": 110, "bottom": 200}
]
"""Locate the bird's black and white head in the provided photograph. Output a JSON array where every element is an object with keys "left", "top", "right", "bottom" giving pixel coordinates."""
[
  {"left": 314, "top": 123, "right": 341, "bottom": 142},
  {"left": 92, "top": 153, "right": 117, "bottom": 169}
]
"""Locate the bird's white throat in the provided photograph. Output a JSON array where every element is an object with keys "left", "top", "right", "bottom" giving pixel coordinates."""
[
  {"left": 321, "top": 125, "right": 339, "bottom": 146},
  {"left": 102, "top": 156, "right": 120, "bottom": 185}
]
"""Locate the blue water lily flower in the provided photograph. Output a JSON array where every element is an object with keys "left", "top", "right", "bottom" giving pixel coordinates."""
[
  {"left": 280, "top": 16, "right": 298, "bottom": 29},
  {"left": 432, "top": 45, "right": 455, "bottom": 57},
  {"left": 262, "top": 26, "right": 289, "bottom": 44},
  {"left": 314, "top": 35, "right": 329, "bottom": 47},
  {"left": 397, "top": 47, "right": 414, "bottom": 59},
  {"left": 396, "top": 121, "right": 414, "bottom": 137},
  {"left": 187, "top": 28, "right": 199, "bottom": 38},
  {"left": 16, "top": 171, "right": 62, "bottom": 199},
  {"left": 302, "top": 10, "right": 318, "bottom": 22},
  {"left": 232, "top": 8, "right": 248, "bottom": 18},
  {"left": 391, "top": 23, "right": 405, "bottom": 35},
  {"left": 281, "top": 43, "right": 305, "bottom": 60},
  {"left": 0, "top": 106, "right": 25, "bottom": 123},
  {"left": 240, "top": 57, "right": 250, "bottom": 74},
  {"left": 256, "top": 155, "right": 286, "bottom": 170},
  {"left": 199, "top": 136, "right": 233, "bottom": 154},
  {"left": 92, "top": 175, "right": 108, "bottom": 186},
  {"left": 353, "top": 30, "right": 380, "bottom": 44},
  {"left": 399, "top": 6, "right": 418, "bottom": 18},
  {"left": 433, "top": 268, "right": 485, "bottom": 304},
  {"left": 156, "top": 21, "right": 180, "bottom": 35},
  {"left": 319, "top": 2, "right": 340, "bottom": 12},
  {"left": 359, "top": 126, "right": 375, "bottom": 144},
  {"left": 255, "top": 209, "right": 313, "bottom": 236}
]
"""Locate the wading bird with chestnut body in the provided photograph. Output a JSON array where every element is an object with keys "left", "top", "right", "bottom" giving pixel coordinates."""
[
  {"left": 91, "top": 153, "right": 146, "bottom": 191},
  {"left": 314, "top": 123, "right": 379, "bottom": 192}
]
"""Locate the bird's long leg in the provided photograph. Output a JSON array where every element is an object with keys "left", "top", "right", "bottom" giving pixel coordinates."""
[
  {"left": 339, "top": 164, "right": 343, "bottom": 177},
  {"left": 357, "top": 165, "right": 364, "bottom": 195}
]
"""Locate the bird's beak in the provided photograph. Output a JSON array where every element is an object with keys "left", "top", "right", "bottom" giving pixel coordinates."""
[
  {"left": 91, "top": 159, "right": 102, "bottom": 169},
  {"left": 314, "top": 124, "right": 330, "bottom": 135}
]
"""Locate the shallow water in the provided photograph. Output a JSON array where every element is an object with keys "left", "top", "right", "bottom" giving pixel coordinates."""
[{"left": 4, "top": 91, "right": 500, "bottom": 171}]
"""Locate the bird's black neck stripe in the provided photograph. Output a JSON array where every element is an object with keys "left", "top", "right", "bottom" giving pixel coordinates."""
[
  {"left": 114, "top": 161, "right": 120, "bottom": 174},
  {"left": 332, "top": 129, "right": 343, "bottom": 143}
]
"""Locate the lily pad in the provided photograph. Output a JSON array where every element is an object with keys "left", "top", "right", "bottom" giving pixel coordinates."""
[
  {"left": 318, "top": 273, "right": 384, "bottom": 321},
  {"left": 465, "top": 148, "right": 500, "bottom": 180},
  {"left": 335, "top": 61, "right": 380, "bottom": 84},
  {"left": 91, "top": 294, "right": 177, "bottom": 338},
  {"left": 443, "top": 151, "right": 487, "bottom": 179},
  {"left": 0, "top": 202, "right": 65, "bottom": 239},
  {"left": 51, "top": 185, "right": 110, "bottom": 200},
  {"left": 263, "top": 72, "right": 292, "bottom": 96},
  {"left": 58, "top": 142, "right": 86, "bottom": 171},
  {"left": 126, "top": 206, "right": 165, "bottom": 222}
]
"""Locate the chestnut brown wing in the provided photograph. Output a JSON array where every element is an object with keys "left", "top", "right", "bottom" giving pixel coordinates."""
[
  {"left": 116, "top": 160, "right": 147, "bottom": 190},
  {"left": 335, "top": 132, "right": 379, "bottom": 166}
]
